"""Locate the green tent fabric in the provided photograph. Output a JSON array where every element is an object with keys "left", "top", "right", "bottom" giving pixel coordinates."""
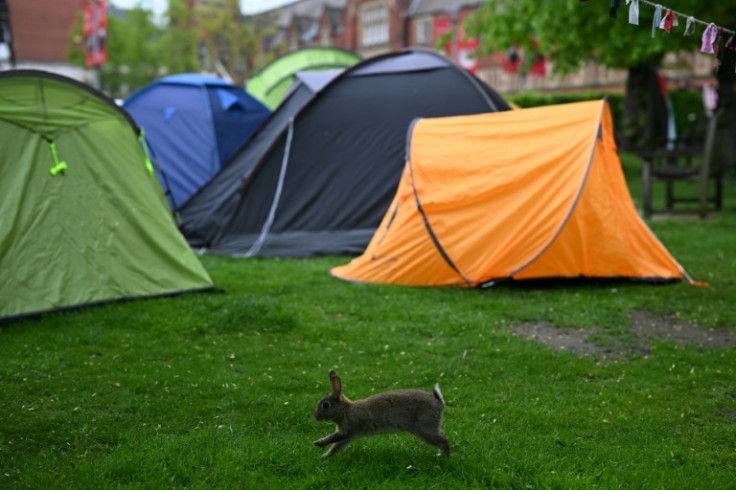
[
  {"left": 0, "top": 70, "right": 213, "bottom": 322},
  {"left": 247, "top": 47, "right": 361, "bottom": 110}
]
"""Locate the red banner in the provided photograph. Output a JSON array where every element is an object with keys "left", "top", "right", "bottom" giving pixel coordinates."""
[
  {"left": 83, "top": 0, "right": 107, "bottom": 67},
  {"left": 529, "top": 54, "right": 547, "bottom": 77}
]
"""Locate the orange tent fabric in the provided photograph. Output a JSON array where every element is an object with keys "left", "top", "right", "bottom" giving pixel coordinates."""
[{"left": 331, "top": 100, "right": 685, "bottom": 287}]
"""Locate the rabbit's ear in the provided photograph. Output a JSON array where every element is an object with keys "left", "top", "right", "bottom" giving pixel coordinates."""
[{"left": 329, "top": 370, "right": 342, "bottom": 396}]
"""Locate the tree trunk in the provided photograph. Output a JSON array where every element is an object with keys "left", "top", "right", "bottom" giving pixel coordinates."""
[
  {"left": 716, "top": 47, "right": 736, "bottom": 175},
  {"left": 621, "top": 64, "right": 669, "bottom": 153}
]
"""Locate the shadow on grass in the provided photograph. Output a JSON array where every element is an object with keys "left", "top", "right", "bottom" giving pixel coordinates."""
[{"left": 484, "top": 276, "right": 681, "bottom": 291}]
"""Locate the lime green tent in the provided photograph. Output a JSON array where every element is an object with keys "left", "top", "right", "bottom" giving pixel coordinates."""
[
  {"left": 247, "top": 47, "right": 361, "bottom": 110},
  {"left": 0, "top": 70, "right": 214, "bottom": 322}
]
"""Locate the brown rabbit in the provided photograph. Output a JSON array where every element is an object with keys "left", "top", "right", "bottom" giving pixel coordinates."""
[{"left": 313, "top": 370, "right": 450, "bottom": 458}]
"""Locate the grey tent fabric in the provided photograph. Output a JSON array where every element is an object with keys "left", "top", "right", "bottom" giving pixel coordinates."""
[
  {"left": 350, "top": 50, "right": 449, "bottom": 75},
  {"left": 179, "top": 70, "right": 340, "bottom": 246},
  {"left": 292, "top": 69, "right": 343, "bottom": 92},
  {"left": 179, "top": 47, "right": 510, "bottom": 257}
]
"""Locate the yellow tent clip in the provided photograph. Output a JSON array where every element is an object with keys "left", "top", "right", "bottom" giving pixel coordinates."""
[{"left": 48, "top": 141, "right": 67, "bottom": 176}]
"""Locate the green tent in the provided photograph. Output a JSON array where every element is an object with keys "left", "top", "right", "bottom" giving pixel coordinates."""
[
  {"left": 247, "top": 47, "right": 361, "bottom": 110},
  {"left": 0, "top": 70, "right": 214, "bottom": 322}
]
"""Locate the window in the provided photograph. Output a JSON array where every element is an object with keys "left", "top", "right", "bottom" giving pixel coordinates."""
[
  {"left": 415, "top": 17, "right": 433, "bottom": 45},
  {"left": 361, "top": 4, "right": 389, "bottom": 47}
]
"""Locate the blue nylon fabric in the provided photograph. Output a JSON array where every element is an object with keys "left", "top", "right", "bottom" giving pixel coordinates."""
[{"left": 124, "top": 74, "right": 270, "bottom": 210}]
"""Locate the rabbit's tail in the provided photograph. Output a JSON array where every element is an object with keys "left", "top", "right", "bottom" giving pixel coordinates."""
[{"left": 433, "top": 384, "right": 445, "bottom": 406}]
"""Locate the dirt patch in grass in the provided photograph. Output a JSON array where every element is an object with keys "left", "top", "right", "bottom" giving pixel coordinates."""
[{"left": 511, "top": 311, "right": 736, "bottom": 361}]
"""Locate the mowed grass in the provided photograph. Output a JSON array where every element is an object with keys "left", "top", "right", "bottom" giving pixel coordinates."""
[{"left": 1, "top": 155, "right": 735, "bottom": 488}]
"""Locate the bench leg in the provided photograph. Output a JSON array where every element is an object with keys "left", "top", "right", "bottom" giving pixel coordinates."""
[
  {"left": 665, "top": 178, "right": 674, "bottom": 212},
  {"left": 699, "top": 179, "right": 708, "bottom": 219},
  {"left": 642, "top": 160, "right": 653, "bottom": 219}
]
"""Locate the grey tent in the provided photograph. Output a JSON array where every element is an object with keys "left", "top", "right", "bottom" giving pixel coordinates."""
[
  {"left": 180, "top": 69, "right": 341, "bottom": 248},
  {"left": 180, "top": 47, "right": 510, "bottom": 257}
]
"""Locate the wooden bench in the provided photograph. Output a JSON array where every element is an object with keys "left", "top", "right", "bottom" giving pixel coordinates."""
[{"left": 640, "top": 109, "right": 724, "bottom": 219}]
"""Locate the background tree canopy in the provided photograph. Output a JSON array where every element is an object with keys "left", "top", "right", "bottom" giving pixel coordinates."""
[
  {"left": 68, "top": 0, "right": 273, "bottom": 98},
  {"left": 465, "top": 1, "right": 736, "bottom": 76},
  {"left": 67, "top": 5, "right": 164, "bottom": 97},
  {"left": 466, "top": 1, "right": 736, "bottom": 151}
]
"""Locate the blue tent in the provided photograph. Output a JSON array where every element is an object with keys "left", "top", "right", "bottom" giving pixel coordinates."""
[{"left": 124, "top": 74, "right": 270, "bottom": 210}]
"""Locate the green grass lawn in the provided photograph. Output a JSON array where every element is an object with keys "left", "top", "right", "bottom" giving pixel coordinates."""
[{"left": 1, "top": 155, "right": 735, "bottom": 488}]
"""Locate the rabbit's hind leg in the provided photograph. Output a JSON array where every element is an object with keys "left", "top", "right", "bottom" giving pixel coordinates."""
[{"left": 412, "top": 429, "right": 450, "bottom": 457}]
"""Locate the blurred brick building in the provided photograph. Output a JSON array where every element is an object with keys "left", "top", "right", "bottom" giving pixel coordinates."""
[
  {"left": 253, "top": 0, "right": 717, "bottom": 95},
  {"left": 0, "top": 0, "right": 90, "bottom": 80}
]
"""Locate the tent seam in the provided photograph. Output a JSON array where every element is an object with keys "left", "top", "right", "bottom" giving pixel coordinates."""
[
  {"left": 201, "top": 85, "right": 221, "bottom": 177},
  {"left": 407, "top": 122, "right": 473, "bottom": 286},
  {"left": 0, "top": 69, "right": 140, "bottom": 131},
  {"left": 241, "top": 116, "right": 295, "bottom": 257},
  {"left": 506, "top": 100, "right": 603, "bottom": 280}
]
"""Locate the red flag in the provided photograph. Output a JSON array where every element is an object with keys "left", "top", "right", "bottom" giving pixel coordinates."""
[{"left": 83, "top": 0, "right": 107, "bottom": 67}]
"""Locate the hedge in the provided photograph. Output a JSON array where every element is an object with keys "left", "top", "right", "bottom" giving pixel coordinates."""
[{"left": 506, "top": 90, "right": 706, "bottom": 141}]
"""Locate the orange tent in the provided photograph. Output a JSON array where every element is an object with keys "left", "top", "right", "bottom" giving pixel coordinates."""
[{"left": 331, "top": 100, "right": 687, "bottom": 287}]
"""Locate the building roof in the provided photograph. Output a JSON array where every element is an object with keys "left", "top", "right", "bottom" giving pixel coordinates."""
[
  {"left": 274, "top": 0, "right": 346, "bottom": 25},
  {"left": 408, "top": 0, "right": 483, "bottom": 17}
]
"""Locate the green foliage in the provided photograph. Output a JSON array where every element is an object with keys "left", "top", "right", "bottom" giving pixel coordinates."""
[
  {"left": 66, "top": 0, "right": 275, "bottom": 97},
  {"left": 1, "top": 163, "right": 735, "bottom": 487},
  {"left": 670, "top": 90, "right": 708, "bottom": 133},
  {"left": 465, "top": 2, "right": 733, "bottom": 152},
  {"left": 161, "top": 0, "right": 201, "bottom": 75},
  {"left": 507, "top": 90, "right": 705, "bottom": 141},
  {"left": 67, "top": 4, "right": 174, "bottom": 98},
  {"left": 465, "top": 1, "right": 736, "bottom": 76},
  {"left": 509, "top": 91, "right": 624, "bottom": 112},
  {"left": 102, "top": 8, "right": 166, "bottom": 97},
  {"left": 196, "top": 0, "right": 263, "bottom": 85}
]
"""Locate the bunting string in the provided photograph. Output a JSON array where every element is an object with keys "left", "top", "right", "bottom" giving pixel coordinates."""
[
  {"left": 585, "top": 0, "right": 735, "bottom": 73},
  {"left": 631, "top": 0, "right": 734, "bottom": 37},
  {"left": 602, "top": 0, "right": 736, "bottom": 73}
]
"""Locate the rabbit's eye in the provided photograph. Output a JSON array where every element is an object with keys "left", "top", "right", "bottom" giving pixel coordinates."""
[{"left": 322, "top": 401, "right": 330, "bottom": 409}]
